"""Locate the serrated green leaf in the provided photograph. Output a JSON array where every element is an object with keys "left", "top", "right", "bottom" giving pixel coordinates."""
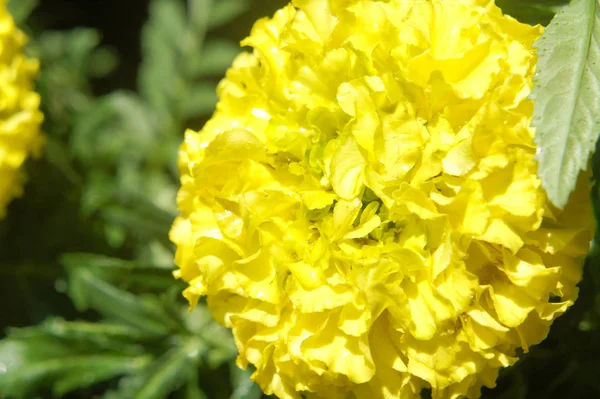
[
  {"left": 139, "top": 0, "right": 189, "bottom": 117},
  {"left": 72, "top": 92, "right": 155, "bottom": 165},
  {"left": 179, "top": 82, "right": 218, "bottom": 119},
  {"left": 531, "top": 0, "right": 600, "bottom": 208},
  {"left": 207, "top": 0, "right": 250, "bottom": 29},
  {"left": 186, "top": 39, "right": 241, "bottom": 78}
]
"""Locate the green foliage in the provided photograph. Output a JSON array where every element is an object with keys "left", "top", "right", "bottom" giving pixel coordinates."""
[
  {"left": 496, "top": 0, "right": 569, "bottom": 26},
  {"left": 0, "top": 0, "right": 275, "bottom": 397},
  {"left": 0, "top": 258, "right": 237, "bottom": 398},
  {"left": 2, "top": 0, "right": 600, "bottom": 398},
  {"left": 6, "top": 0, "right": 37, "bottom": 25},
  {"left": 531, "top": 0, "right": 600, "bottom": 208}
]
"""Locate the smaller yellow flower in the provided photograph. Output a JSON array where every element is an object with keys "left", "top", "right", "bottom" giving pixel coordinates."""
[{"left": 0, "top": 1, "right": 44, "bottom": 218}]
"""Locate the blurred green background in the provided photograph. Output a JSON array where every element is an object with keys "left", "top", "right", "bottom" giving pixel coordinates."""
[{"left": 1, "top": 0, "right": 600, "bottom": 398}]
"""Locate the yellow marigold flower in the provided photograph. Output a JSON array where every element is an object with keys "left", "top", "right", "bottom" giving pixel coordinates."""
[
  {"left": 170, "top": 0, "right": 593, "bottom": 397},
  {"left": 0, "top": 1, "right": 44, "bottom": 218}
]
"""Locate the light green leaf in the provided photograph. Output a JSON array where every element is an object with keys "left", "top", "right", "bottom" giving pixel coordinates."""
[
  {"left": 230, "top": 366, "right": 263, "bottom": 399},
  {"left": 188, "top": 0, "right": 211, "bottom": 33},
  {"left": 72, "top": 92, "right": 155, "bottom": 165},
  {"left": 61, "top": 253, "right": 171, "bottom": 271},
  {"left": 0, "top": 333, "right": 149, "bottom": 398},
  {"left": 139, "top": 0, "right": 189, "bottom": 117},
  {"left": 41, "top": 318, "right": 148, "bottom": 345},
  {"left": 134, "top": 346, "right": 200, "bottom": 399},
  {"left": 207, "top": 0, "right": 250, "bottom": 29},
  {"left": 179, "top": 82, "right": 219, "bottom": 119},
  {"left": 52, "top": 356, "right": 150, "bottom": 397},
  {"left": 531, "top": 0, "right": 600, "bottom": 208},
  {"left": 7, "top": 0, "right": 38, "bottom": 25},
  {"left": 186, "top": 39, "right": 241, "bottom": 77},
  {"left": 106, "top": 339, "right": 207, "bottom": 399}
]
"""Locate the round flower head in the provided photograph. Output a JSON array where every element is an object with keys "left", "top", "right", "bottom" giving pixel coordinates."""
[
  {"left": 0, "top": 1, "right": 44, "bottom": 218},
  {"left": 170, "top": 0, "right": 592, "bottom": 397}
]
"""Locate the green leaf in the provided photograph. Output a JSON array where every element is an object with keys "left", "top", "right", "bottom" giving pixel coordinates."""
[
  {"left": 230, "top": 366, "right": 263, "bottom": 399},
  {"left": 7, "top": 0, "right": 38, "bottom": 25},
  {"left": 41, "top": 318, "right": 148, "bottom": 346},
  {"left": 106, "top": 339, "right": 208, "bottom": 399},
  {"left": 134, "top": 345, "right": 201, "bottom": 399},
  {"left": 186, "top": 39, "right": 241, "bottom": 78},
  {"left": 0, "top": 331, "right": 150, "bottom": 398},
  {"left": 66, "top": 266, "right": 176, "bottom": 335},
  {"left": 61, "top": 252, "right": 178, "bottom": 290},
  {"left": 531, "top": 0, "right": 600, "bottom": 208},
  {"left": 183, "top": 373, "right": 209, "bottom": 399},
  {"left": 496, "top": 0, "right": 568, "bottom": 26},
  {"left": 61, "top": 252, "right": 172, "bottom": 271},
  {"left": 187, "top": 0, "right": 211, "bottom": 33},
  {"left": 72, "top": 92, "right": 155, "bottom": 165},
  {"left": 88, "top": 47, "right": 119, "bottom": 78},
  {"left": 207, "top": 0, "right": 250, "bottom": 29},
  {"left": 179, "top": 82, "right": 219, "bottom": 119},
  {"left": 44, "top": 136, "right": 82, "bottom": 185},
  {"left": 139, "top": 0, "right": 189, "bottom": 117},
  {"left": 101, "top": 204, "right": 173, "bottom": 246}
]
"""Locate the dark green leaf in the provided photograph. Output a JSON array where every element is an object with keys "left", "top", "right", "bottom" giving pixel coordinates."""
[
  {"left": 66, "top": 266, "right": 175, "bottom": 335},
  {"left": 496, "top": 0, "right": 568, "bottom": 26},
  {"left": 531, "top": 0, "right": 600, "bottom": 208},
  {"left": 184, "top": 373, "right": 209, "bottom": 399},
  {"left": 101, "top": 204, "right": 172, "bottom": 245},
  {"left": 44, "top": 136, "right": 82, "bottom": 185}
]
